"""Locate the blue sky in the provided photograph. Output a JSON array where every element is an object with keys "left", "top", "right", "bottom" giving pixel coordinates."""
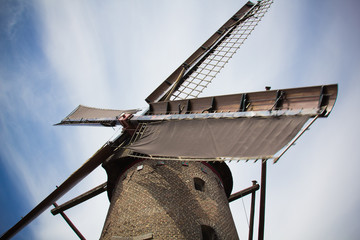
[{"left": 1, "top": 0, "right": 360, "bottom": 239}]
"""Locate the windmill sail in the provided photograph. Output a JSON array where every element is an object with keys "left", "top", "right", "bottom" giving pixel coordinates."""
[
  {"left": 56, "top": 105, "right": 139, "bottom": 126},
  {"left": 127, "top": 116, "right": 309, "bottom": 161},
  {"left": 146, "top": 0, "right": 273, "bottom": 103},
  {"left": 128, "top": 84, "right": 338, "bottom": 161}
]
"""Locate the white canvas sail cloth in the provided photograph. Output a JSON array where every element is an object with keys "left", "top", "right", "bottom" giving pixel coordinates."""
[{"left": 128, "top": 116, "right": 310, "bottom": 161}]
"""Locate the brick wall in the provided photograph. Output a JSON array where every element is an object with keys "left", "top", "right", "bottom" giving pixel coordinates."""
[{"left": 100, "top": 160, "right": 238, "bottom": 240}]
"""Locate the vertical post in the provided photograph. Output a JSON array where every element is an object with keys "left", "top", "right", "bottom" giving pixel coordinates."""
[
  {"left": 248, "top": 180, "right": 257, "bottom": 240},
  {"left": 258, "top": 159, "right": 267, "bottom": 240}
]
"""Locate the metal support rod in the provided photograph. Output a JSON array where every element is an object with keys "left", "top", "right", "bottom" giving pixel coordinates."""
[
  {"left": 258, "top": 159, "right": 267, "bottom": 240},
  {"left": 273, "top": 114, "right": 319, "bottom": 163},
  {"left": 248, "top": 180, "right": 257, "bottom": 240},
  {"left": 53, "top": 202, "right": 86, "bottom": 240}
]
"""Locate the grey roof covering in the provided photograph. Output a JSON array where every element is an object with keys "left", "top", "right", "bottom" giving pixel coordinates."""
[{"left": 128, "top": 115, "right": 309, "bottom": 161}]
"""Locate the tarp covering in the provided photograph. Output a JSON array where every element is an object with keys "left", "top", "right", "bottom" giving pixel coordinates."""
[
  {"left": 128, "top": 116, "right": 310, "bottom": 160},
  {"left": 57, "top": 105, "right": 139, "bottom": 125}
]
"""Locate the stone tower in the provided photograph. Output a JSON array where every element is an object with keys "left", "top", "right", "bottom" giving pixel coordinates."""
[{"left": 101, "top": 154, "right": 238, "bottom": 240}]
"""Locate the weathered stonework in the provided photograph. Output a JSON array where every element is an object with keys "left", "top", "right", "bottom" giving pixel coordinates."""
[{"left": 101, "top": 160, "right": 238, "bottom": 240}]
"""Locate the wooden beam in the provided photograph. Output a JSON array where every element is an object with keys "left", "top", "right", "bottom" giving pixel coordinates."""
[
  {"left": 248, "top": 181, "right": 257, "bottom": 240},
  {"left": 258, "top": 160, "right": 267, "bottom": 240},
  {"left": 51, "top": 183, "right": 107, "bottom": 215},
  {"left": 0, "top": 137, "right": 118, "bottom": 240},
  {"left": 53, "top": 202, "right": 86, "bottom": 240},
  {"left": 228, "top": 183, "right": 260, "bottom": 202},
  {"left": 145, "top": 2, "right": 254, "bottom": 103}
]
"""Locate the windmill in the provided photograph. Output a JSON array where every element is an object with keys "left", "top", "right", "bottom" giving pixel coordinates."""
[{"left": 1, "top": 0, "right": 338, "bottom": 239}]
